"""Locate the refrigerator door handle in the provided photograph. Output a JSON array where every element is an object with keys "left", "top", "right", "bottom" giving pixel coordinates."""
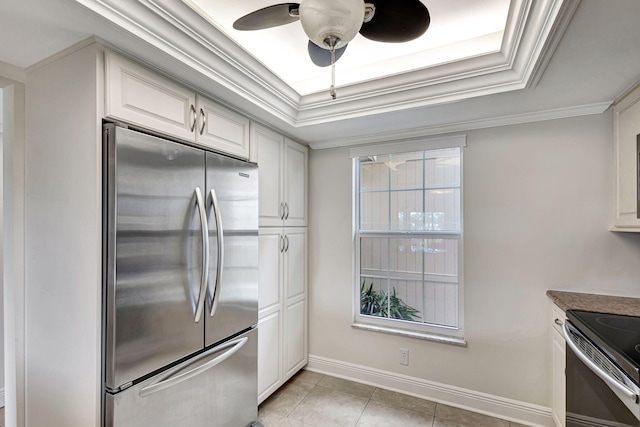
[
  {"left": 194, "top": 187, "right": 210, "bottom": 323},
  {"left": 138, "top": 336, "right": 249, "bottom": 398},
  {"left": 208, "top": 188, "right": 224, "bottom": 316}
]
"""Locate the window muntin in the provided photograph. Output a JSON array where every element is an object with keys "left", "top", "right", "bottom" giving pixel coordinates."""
[{"left": 355, "top": 147, "right": 463, "bottom": 336}]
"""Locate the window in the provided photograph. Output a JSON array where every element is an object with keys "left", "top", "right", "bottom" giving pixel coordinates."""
[{"left": 352, "top": 137, "right": 464, "bottom": 343}]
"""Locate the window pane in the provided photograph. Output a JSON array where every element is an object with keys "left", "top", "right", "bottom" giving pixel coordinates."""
[
  {"left": 424, "top": 189, "right": 461, "bottom": 231},
  {"left": 360, "top": 155, "right": 389, "bottom": 191},
  {"left": 389, "top": 279, "right": 423, "bottom": 322},
  {"left": 389, "top": 238, "right": 421, "bottom": 279},
  {"left": 425, "top": 149, "right": 460, "bottom": 188},
  {"left": 360, "top": 277, "right": 387, "bottom": 319},
  {"left": 390, "top": 152, "right": 423, "bottom": 190},
  {"left": 360, "top": 237, "right": 389, "bottom": 273},
  {"left": 390, "top": 190, "right": 424, "bottom": 231},
  {"left": 423, "top": 238, "right": 458, "bottom": 278},
  {"left": 360, "top": 192, "right": 389, "bottom": 230},
  {"left": 423, "top": 281, "right": 459, "bottom": 328}
]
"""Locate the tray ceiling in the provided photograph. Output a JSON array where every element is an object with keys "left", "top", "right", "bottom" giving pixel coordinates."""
[
  {"left": 1, "top": 0, "right": 606, "bottom": 149},
  {"left": 182, "top": 0, "right": 511, "bottom": 96}
]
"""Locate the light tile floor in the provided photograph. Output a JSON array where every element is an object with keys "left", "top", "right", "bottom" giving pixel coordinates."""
[{"left": 258, "top": 371, "right": 531, "bottom": 427}]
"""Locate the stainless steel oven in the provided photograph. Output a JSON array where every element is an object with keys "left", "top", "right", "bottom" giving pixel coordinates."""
[{"left": 563, "top": 310, "right": 640, "bottom": 427}]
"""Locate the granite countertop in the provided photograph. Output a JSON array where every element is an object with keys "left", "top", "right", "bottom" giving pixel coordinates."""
[{"left": 547, "top": 290, "right": 640, "bottom": 316}]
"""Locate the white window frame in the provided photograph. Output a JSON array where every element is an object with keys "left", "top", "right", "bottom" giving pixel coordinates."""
[{"left": 350, "top": 135, "right": 466, "bottom": 346}]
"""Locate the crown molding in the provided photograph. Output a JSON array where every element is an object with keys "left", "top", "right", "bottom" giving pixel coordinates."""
[
  {"left": 296, "top": 0, "right": 582, "bottom": 125},
  {"left": 306, "top": 101, "right": 611, "bottom": 150},
  {"left": 71, "top": 0, "right": 580, "bottom": 129},
  {"left": 0, "top": 61, "right": 26, "bottom": 84}
]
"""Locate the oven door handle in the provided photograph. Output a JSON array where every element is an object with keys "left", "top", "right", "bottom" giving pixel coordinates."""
[{"left": 563, "top": 322, "right": 639, "bottom": 403}]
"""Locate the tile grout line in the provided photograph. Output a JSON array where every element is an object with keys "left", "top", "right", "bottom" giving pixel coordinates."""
[{"left": 352, "top": 388, "right": 376, "bottom": 427}]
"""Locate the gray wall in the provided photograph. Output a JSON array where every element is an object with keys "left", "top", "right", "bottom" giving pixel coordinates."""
[{"left": 307, "top": 111, "right": 640, "bottom": 408}]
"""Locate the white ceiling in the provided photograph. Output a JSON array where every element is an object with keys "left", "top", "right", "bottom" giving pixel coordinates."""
[
  {"left": 182, "top": 0, "right": 510, "bottom": 96},
  {"left": 1, "top": 0, "right": 640, "bottom": 149}
]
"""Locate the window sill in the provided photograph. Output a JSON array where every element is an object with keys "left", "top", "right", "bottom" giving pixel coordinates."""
[{"left": 351, "top": 322, "right": 467, "bottom": 347}]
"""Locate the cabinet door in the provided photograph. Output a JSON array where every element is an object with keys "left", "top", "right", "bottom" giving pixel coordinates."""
[
  {"left": 258, "top": 229, "right": 283, "bottom": 318},
  {"left": 613, "top": 84, "right": 640, "bottom": 230},
  {"left": 284, "top": 228, "right": 307, "bottom": 302},
  {"left": 283, "top": 228, "right": 307, "bottom": 380},
  {"left": 254, "top": 123, "right": 285, "bottom": 226},
  {"left": 258, "top": 312, "right": 281, "bottom": 404},
  {"left": 552, "top": 329, "right": 566, "bottom": 427},
  {"left": 284, "top": 300, "right": 306, "bottom": 380},
  {"left": 551, "top": 305, "right": 566, "bottom": 427},
  {"left": 105, "top": 52, "right": 196, "bottom": 141},
  {"left": 196, "top": 96, "right": 250, "bottom": 159},
  {"left": 284, "top": 139, "right": 308, "bottom": 227}
]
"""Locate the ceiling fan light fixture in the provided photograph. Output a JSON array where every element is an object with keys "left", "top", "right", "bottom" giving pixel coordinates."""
[{"left": 299, "top": 0, "right": 365, "bottom": 50}]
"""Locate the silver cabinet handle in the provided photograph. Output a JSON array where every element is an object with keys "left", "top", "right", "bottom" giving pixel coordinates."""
[
  {"left": 208, "top": 188, "right": 224, "bottom": 317},
  {"left": 194, "top": 187, "right": 209, "bottom": 323},
  {"left": 199, "top": 108, "right": 206, "bottom": 135},
  {"left": 563, "top": 322, "right": 639, "bottom": 402},
  {"left": 284, "top": 235, "right": 289, "bottom": 252},
  {"left": 280, "top": 202, "right": 285, "bottom": 220},
  {"left": 190, "top": 104, "right": 197, "bottom": 132},
  {"left": 280, "top": 235, "right": 285, "bottom": 253},
  {"left": 139, "top": 336, "right": 248, "bottom": 398},
  {"left": 554, "top": 318, "right": 563, "bottom": 326},
  {"left": 285, "top": 202, "right": 289, "bottom": 220}
]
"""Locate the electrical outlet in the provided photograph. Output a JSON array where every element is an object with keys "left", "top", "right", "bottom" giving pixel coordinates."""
[{"left": 399, "top": 348, "right": 409, "bottom": 366}]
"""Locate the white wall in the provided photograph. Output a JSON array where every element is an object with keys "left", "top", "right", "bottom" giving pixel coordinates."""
[
  {"left": 0, "top": 87, "right": 5, "bottom": 405},
  {"left": 25, "top": 44, "right": 102, "bottom": 426},
  {"left": 307, "top": 111, "right": 640, "bottom": 412},
  {"left": 2, "top": 77, "right": 26, "bottom": 427}
]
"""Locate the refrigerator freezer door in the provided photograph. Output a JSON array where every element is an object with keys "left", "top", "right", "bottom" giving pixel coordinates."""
[
  {"left": 105, "top": 126, "right": 207, "bottom": 390},
  {"left": 105, "top": 328, "right": 258, "bottom": 427},
  {"left": 205, "top": 152, "right": 259, "bottom": 347}
]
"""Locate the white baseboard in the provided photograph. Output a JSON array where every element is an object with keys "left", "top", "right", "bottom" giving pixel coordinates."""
[{"left": 306, "top": 355, "right": 555, "bottom": 427}]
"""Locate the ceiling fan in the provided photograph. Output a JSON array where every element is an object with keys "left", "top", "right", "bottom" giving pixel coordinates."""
[{"left": 233, "top": 0, "right": 431, "bottom": 99}]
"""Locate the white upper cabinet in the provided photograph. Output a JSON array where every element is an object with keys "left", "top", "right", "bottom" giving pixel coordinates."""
[
  {"left": 612, "top": 82, "right": 640, "bottom": 231},
  {"left": 105, "top": 51, "right": 250, "bottom": 160},
  {"left": 105, "top": 51, "right": 196, "bottom": 141},
  {"left": 284, "top": 139, "right": 308, "bottom": 227},
  {"left": 253, "top": 122, "right": 308, "bottom": 227},
  {"left": 254, "top": 124, "right": 284, "bottom": 225},
  {"left": 196, "top": 95, "right": 250, "bottom": 159}
]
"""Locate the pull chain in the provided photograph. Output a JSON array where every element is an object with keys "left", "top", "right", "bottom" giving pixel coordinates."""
[
  {"left": 330, "top": 45, "right": 336, "bottom": 99},
  {"left": 324, "top": 35, "right": 339, "bottom": 100}
]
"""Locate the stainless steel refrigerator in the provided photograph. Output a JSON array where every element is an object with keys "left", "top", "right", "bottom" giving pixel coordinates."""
[{"left": 103, "top": 124, "right": 262, "bottom": 427}]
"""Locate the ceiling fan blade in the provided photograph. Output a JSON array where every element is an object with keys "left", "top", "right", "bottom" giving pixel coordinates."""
[
  {"left": 308, "top": 41, "right": 347, "bottom": 67},
  {"left": 233, "top": 3, "right": 300, "bottom": 31},
  {"left": 360, "top": 0, "right": 430, "bottom": 43}
]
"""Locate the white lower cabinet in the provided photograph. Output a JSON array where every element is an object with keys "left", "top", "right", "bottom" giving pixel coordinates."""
[
  {"left": 257, "top": 312, "right": 281, "bottom": 402},
  {"left": 258, "top": 227, "right": 308, "bottom": 403},
  {"left": 551, "top": 304, "right": 566, "bottom": 427}
]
